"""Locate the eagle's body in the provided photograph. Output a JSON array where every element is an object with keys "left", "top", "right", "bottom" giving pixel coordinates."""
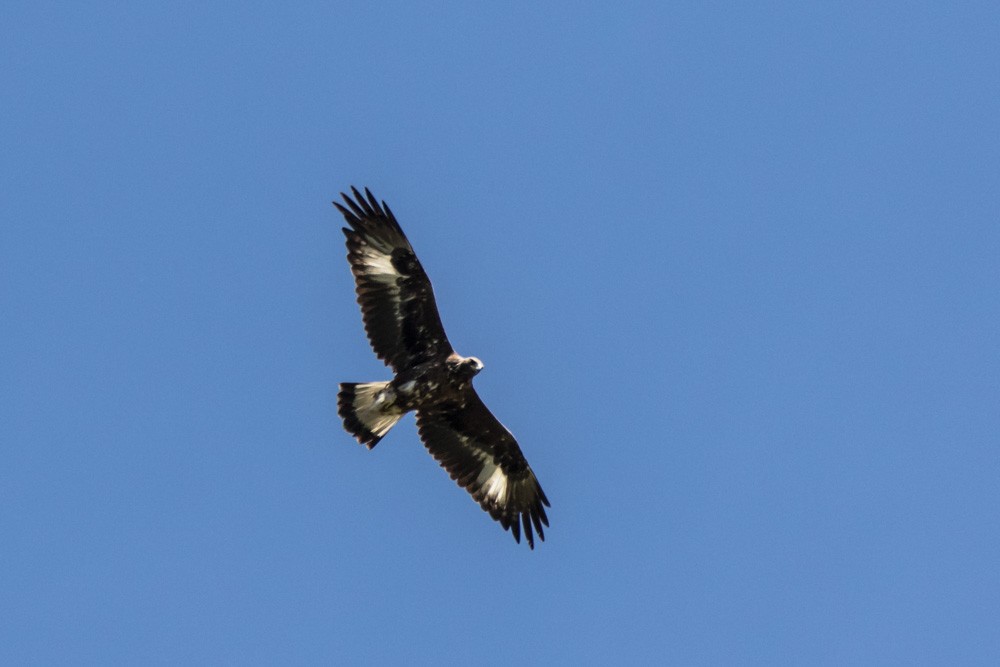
[{"left": 334, "top": 187, "right": 550, "bottom": 548}]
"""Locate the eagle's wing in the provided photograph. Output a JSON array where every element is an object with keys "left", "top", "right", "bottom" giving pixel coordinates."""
[
  {"left": 335, "top": 187, "right": 453, "bottom": 371},
  {"left": 416, "top": 391, "right": 550, "bottom": 549}
]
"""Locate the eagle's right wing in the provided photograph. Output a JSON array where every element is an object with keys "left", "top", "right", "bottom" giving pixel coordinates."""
[
  {"left": 335, "top": 188, "right": 453, "bottom": 371},
  {"left": 415, "top": 390, "right": 550, "bottom": 549}
]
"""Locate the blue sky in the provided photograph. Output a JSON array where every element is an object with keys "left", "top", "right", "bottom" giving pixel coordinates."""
[{"left": 3, "top": 2, "right": 999, "bottom": 664}]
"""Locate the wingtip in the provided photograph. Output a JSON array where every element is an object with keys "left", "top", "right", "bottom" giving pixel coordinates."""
[{"left": 531, "top": 510, "right": 546, "bottom": 542}]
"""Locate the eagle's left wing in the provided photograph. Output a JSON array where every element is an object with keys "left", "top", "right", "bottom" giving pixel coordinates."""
[
  {"left": 335, "top": 187, "right": 454, "bottom": 371},
  {"left": 415, "top": 392, "right": 550, "bottom": 549}
]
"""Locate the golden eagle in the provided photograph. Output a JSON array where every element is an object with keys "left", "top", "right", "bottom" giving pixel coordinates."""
[{"left": 335, "top": 187, "right": 550, "bottom": 549}]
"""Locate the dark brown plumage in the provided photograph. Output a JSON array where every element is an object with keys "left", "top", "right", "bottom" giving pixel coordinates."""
[{"left": 335, "top": 187, "right": 550, "bottom": 548}]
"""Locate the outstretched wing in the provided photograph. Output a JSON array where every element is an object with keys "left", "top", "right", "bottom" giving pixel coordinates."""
[
  {"left": 415, "top": 391, "right": 550, "bottom": 549},
  {"left": 335, "top": 187, "right": 453, "bottom": 371}
]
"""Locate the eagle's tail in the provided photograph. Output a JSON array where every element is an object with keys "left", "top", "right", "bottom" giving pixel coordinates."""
[{"left": 338, "top": 381, "right": 403, "bottom": 449}]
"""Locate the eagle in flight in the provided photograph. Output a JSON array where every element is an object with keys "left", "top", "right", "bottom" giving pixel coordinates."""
[{"left": 335, "top": 187, "right": 550, "bottom": 549}]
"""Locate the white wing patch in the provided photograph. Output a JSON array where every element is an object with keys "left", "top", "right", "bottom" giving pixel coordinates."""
[
  {"left": 357, "top": 243, "right": 399, "bottom": 283},
  {"left": 478, "top": 465, "right": 509, "bottom": 506}
]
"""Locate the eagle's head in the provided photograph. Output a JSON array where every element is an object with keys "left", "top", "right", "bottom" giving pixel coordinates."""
[{"left": 449, "top": 354, "right": 484, "bottom": 379}]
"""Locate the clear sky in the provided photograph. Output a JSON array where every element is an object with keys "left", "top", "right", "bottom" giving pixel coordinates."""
[{"left": 3, "top": 2, "right": 999, "bottom": 664}]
